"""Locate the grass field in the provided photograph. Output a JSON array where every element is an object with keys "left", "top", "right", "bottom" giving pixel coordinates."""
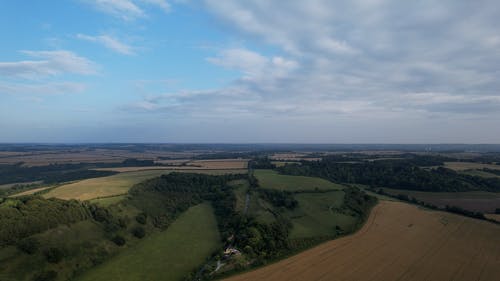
[
  {"left": 382, "top": 188, "right": 500, "bottom": 213},
  {"left": 254, "top": 169, "right": 343, "bottom": 192},
  {"left": 461, "top": 169, "right": 500, "bottom": 178},
  {"left": 77, "top": 203, "right": 220, "bottom": 281},
  {"left": 226, "top": 201, "right": 500, "bottom": 281},
  {"left": 284, "top": 191, "right": 358, "bottom": 238},
  {"left": 444, "top": 162, "right": 500, "bottom": 171},
  {"left": 44, "top": 169, "right": 247, "bottom": 201}
]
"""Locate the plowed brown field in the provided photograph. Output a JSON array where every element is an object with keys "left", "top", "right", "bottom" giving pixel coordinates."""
[{"left": 226, "top": 201, "right": 500, "bottom": 281}]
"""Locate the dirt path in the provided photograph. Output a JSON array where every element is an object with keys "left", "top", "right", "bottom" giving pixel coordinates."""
[{"left": 225, "top": 201, "right": 500, "bottom": 281}]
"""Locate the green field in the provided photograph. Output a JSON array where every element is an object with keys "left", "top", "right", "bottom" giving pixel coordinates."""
[
  {"left": 254, "top": 169, "right": 343, "bottom": 192},
  {"left": 284, "top": 191, "right": 358, "bottom": 238},
  {"left": 77, "top": 203, "right": 221, "bottom": 281}
]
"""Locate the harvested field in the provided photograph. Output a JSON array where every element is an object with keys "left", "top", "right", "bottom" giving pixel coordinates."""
[
  {"left": 44, "top": 169, "right": 246, "bottom": 201},
  {"left": 485, "top": 214, "right": 500, "bottom": 222},
  {"left": 9, "top": 186, "right": 53, "bottom": 197},
  {"left": 383, "top": 188, "right": 500, "bottom": 213},
  {"left": 444, "top": 162, "right": 500, "bottom": 171},
  {"left": 226, "top": 201, "right": 500, "bottom": 281}
]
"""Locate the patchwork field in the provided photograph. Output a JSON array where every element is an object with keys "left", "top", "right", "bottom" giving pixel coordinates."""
[
  {"left": 382, "top": 188, "right": 500, "bottom": 213},
  {"left": 77, "top": 203, "right": 221, "bottom": 281},
  {"left": 226, "top": 201, "right": 500, "bottom": 281},
  {"left": 254, "top": 170, "right": 343, "bottom": 191},
  {"left": 44, "top": 169, "right": 245, "bottom": 201}
]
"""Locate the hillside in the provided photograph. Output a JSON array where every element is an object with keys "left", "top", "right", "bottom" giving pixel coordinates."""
[{"left": 225, "top": 201, "right": 500, "bottom": 281}]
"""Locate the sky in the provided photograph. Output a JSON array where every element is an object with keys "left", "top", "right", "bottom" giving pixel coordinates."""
[{"left": 1, "top": 0, "right": 500, "bottom": 143}]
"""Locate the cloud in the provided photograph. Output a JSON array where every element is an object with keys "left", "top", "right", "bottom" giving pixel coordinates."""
[
  {"left": 0, "top": 50, "right": 97, "bottom": 78},
  {"left": 0, "top": 50, "right": 96, "bottom": 96},
  {"left": 206, "top": 48, "right": 298, "bottom": 79},
  {"left": 84, "top": 0, "right": 145, "bottom": 20},
  {"left": 77, "top": 34, "right": 134, "bottom": 55},
  {"left": 0, "top": 82, "right": 87, "bottom": 95},
  {"left": 84, "top": 0, "right": 170, "bottom": 19},
  {"left": 120, "top": 1, "right": 500, "bottom": 142}
]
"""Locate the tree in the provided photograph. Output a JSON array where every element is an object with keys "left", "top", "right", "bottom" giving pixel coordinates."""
[
  {"left": 132, "top": 226, "right": 146, "bottom": 238},
  {"left": 17, "top": 237, "right": 39, "bottom": 255},
  {"left": 112, "top": 235, "right": 126, "bottom": 246},
  {"left": 44, "top": 247, "right": 64, "bottom": 263}
]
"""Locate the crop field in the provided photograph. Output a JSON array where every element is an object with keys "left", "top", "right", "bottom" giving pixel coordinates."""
[
  {"left": 226, "top": 201, "right": 500, "bottom": 281},
  {"left": 254, "top": 169, "right": 343, "bottom": 192},
  {"left": 285, "top": 191, "right": 358, "bottom": 238},
  {"left": 382, "top": 188, "right": 500, "bottom": 213},
  {"left": 43, "top": 169, "right": 247, "bottom": 201},
  {"left": 9, "top": 185, "right": 53, "bottom": 197},
  {"left": 444, "top": 162, "right": 500, "bottom": 171},
  {"left": 485, "top": 214, "right": 500, "bottom": 222},
  {"left": 77, "top": 203, "right": 221, "bottom": 281},
  {"left": 43, "top": 170, "right": 171, "bottom": 201}
]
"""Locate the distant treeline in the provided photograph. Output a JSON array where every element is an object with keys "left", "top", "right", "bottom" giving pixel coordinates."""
[
  {"left": 0, "top": 158, "right": 166, "bottom": 186},
  {"left": 276, "top": 157, "right": 500, "bottom": 192}
]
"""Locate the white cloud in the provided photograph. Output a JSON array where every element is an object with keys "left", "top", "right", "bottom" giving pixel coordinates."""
[
  {"left": 0, "top": 82, "right": 86, "bottom": 95},
  {"left": 84, "top": 0, "right": 171, "bottom": 19},
  {"left": 0, "top": 50, "right": 96, "bottom": 96},
  {"left": 207, "top": 48, "right": 298, "bottom": 79},
  {"left": 85, "top": 0, "right": 145, "bottom": 20},
  {"left": 77, "top": 34, "right": 134, "bottom": 55},
  {"left": 0, "top": 50, "right": 97, "bottom": 78}
]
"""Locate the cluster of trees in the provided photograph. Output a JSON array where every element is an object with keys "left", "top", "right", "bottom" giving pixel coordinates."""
[
  {"left": 249, "top": 157, "right": 275, "bottom": 169},
  {"left": 257, "top": 189, "right": 298, "bottom": 209},
  {"left": 277, "top": 159, "right": 500, "bottom": 192},
  {"left": 0, "top": 163, "right": 117, "bottom": 186},
  {"left": 0, "top": 197, "right": 91, "bottom": 246},
  {"left": 0, "top": 158, "right": 170, "bottom": 187}
]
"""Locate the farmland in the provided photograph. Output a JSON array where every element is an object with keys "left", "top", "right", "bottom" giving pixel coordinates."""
[
  {"left": 382, "top": 188, "right": 500, "bottom": 213},
  {"left": 226, "top": 201, "right": 500, "bottom": 281},
  {"left": 77, "top": 203, "right": 221, "bottom": 281},
  {"left": 43, "top": 169, "right": 247, "bottom": 201},
  {"left": 444, "top": 161, "right": 500, "bottom": 171},
  {"left": 285, "top": 191, "right": 358, "bottom": 238},
  {"left": 254, "top": 169, "right": 344, "bottom": 191}
]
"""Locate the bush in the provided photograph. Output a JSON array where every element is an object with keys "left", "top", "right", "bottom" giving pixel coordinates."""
[
  {"left": 132, "top": 226, "right": 146, "bottom": 238},
  {"left": 44, "top": 247, "right": 64, "bottom": 263},
  {"left": 33, "top": 270, "right": 57, "bottom": 281},
  {"left": 112, "top": 235, "right": 126, "bottom": 246},
  {"left": 17, "top": 237, "right": 39, "bottom": 255},
  {"left": 135, "top": 213, "right": 147, "bottom": 224}
]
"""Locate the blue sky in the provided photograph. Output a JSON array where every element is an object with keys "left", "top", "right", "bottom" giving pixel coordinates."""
[{"left": 1, "top": 1, "right": 500, "bottom": 143}]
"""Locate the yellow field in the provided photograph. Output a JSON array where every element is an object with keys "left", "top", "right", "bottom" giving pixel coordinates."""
[
  {"left": 485, "top": 214, "right": 500, "bottom": 222},
  {"left": 9, "top": 186, "right": 53, "bottom": 197},
  {"left": 226, "top": 201, "right": 500, "bottom": 281},
  {"left": 43, "top": 169, "right": 246, "bottom": 201},
  {"left": 444, "top": 161, "right": 500, "bottom": 171}
]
